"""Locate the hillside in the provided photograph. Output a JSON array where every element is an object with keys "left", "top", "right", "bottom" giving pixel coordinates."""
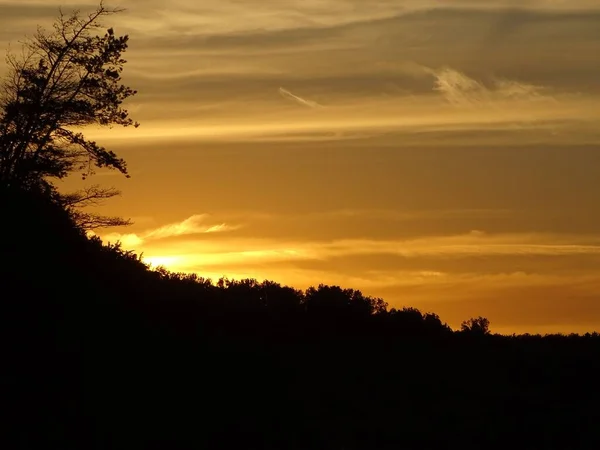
[{"left": 2, "top": 187, "right": 600, "bottom": 449}]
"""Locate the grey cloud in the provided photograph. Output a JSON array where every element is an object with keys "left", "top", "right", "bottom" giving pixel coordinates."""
[
  {"left": 125, "top": 7, "right": 600, "bottom": 53},
  {"left": 0, "top": 3, "right": 79, "bottom": 19},
  {"left": 140, "top": 24, "right": 348, "bottom": 53},
  {"left": 0, "top": 3, "right": 98, "bottom": 41},
  {"left": 119, "top": 6, "right": 600, "bottom": 99}
]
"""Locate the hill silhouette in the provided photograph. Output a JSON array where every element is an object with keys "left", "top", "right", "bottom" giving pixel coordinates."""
[
  {"left": 1, "top": 4, "right": 600, "bottom": 448},
  {"left": 2, "top": 186, "right": 600, "bottom": 450}
]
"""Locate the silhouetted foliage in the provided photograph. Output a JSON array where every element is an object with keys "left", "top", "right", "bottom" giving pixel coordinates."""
[
  {"left": 0, "top": 1, "right": 137, "bottom": 190},
  {"left": 305, "top": 284, "right": 387, "bottom": 319},
  {"left": 2, "top": 185, "right": 600, "bottom": 450},
  {"left": 461, "top": 316, "right": 491, "bottom": 335},
  {"left": 58, "top": 184, "right": 131, "bottom": 230}
]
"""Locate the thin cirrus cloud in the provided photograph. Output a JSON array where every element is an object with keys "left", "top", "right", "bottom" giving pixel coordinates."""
[
  {"left": 106, "top": 1, "right": 600, "bottom": 38},
  {"left": 429, "top": 67, "right": 549, "bottom": 106},
  {"left": 109, "top": 229, "right": 600, "bottom": 271},
  {"left": 8, "top": 1, "right": 592, "bottom": 145},
  {"left": 82, "top": 66, "right": 598, "bottom": 144},
  {"left": 101, "top": 214, "right": 241, "bottom": 248},
  {"left": 278, "top": 87, "right": 322, "bottom": 108}
]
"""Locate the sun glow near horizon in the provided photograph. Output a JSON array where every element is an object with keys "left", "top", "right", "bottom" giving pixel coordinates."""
[{"left": 96, "top": 211, "right": 600, "bottom": 334}]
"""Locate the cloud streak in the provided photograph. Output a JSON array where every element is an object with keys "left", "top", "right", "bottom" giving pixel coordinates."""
[
  {"left": 101, "top": 229, "right": 600, "bottom": 271},
  {"left": 9, "top": 3, "right": 594, "bottom": 145},
  {"left": 102, "top": 214, "right": 241, "bottom": 248},
  {"left": 278, "top": 87, "right": 322, "bottom": 108},
  {"left": 430, "top": 67, "right": 549, "bottom": 106}
]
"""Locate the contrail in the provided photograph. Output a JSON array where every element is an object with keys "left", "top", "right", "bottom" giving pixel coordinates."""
[{"left": 278, "top": 87, "right": 322, "bottom": 108}]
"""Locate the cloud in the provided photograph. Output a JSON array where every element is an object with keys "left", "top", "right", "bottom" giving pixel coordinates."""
[
  {"left": 82, "top": 52, "right": 600, "bottom": 145},
  {"left": 16, "top": 1, "right": 595, "bottom": 147},
  {"left": 101, "top": 214, "right": 241, "bottom": 247},
  {"left": 114, "top": 230, "right": 600, "bottom": 274},
  {"left": 318, "top": 209, "right": 514, "bottom": 221},
  {"left": 106, "top": 1, "right": 600, "bottom": 38},
  {"left": 315, "top": 234, "right": 600, "bottom": 259},
  {"left": 278, "top": 87, "right": 322, "bottom": 108},
  {"left": 145, "top": 214, "right": 238, "bottom": 239},
  {"left": 430, "top": 67, "right": 549, "bottom": 106}
]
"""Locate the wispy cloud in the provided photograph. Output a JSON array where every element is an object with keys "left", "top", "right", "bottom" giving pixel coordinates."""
[
  {"left": 145, "top": 214, "right": 238, "bottom": 239},
  {"left": 115, "top": 230, "right": 600, "bottom": 273},
  {"left": 278, "top": 87, "right": 322, "bottom": 108},
  {"left": 431, "top": 67, "right": 549, "bottom": 106},
  {"left": 101, "top": 214, "right": 241, "bottom": 248}
]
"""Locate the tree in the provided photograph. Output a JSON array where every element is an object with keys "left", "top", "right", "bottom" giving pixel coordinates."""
[
  {"left": 460, "top": 316, "right": 491, "bottom": 335},
  {"left": 304, "top": 284, "right": 387, "bottom": 319},
  {"left": 58, "top": 184, "right": 131, "bottom": 231},
  {"left": 0, "top": 1, "right": 138, "bottom": 191}
]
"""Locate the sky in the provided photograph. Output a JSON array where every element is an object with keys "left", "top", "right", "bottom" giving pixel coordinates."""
[{"left": 1, "top": 0, "right": 600, "bottom": 334}]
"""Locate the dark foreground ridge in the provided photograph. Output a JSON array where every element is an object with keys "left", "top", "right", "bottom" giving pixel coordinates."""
[{"left": 2, "top": 187, "right": 600, "bottom": 450}]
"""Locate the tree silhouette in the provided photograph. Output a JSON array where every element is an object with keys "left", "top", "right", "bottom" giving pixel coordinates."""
[
  {"left": 304, "top": 284, "right": 387, "bottom": 320},
  {"left": 0, "top": 1, "right": 138, "bottom": 191},
  {"left": 58, "top": 184, "right": 131, "bottom": 230},
  {"left": 460, "top": 316, "right": 491, "bottom": 335}
]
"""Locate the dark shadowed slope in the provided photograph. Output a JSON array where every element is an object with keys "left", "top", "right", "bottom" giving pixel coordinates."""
[{"left": 2, "top": 187, "right": 600, "bottom": 450}]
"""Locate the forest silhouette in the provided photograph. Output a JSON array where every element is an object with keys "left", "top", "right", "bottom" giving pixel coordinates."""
[{"left": 2, "top": 3, "right": 600, "bottom": 450}]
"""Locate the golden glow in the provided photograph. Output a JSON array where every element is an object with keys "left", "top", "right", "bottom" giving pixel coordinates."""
[{"left": 4, "top": 0, "right": 600, "bottom": 334}]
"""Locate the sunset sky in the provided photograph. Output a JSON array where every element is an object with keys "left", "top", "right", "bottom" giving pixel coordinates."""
[{"left": 2, "top": 0, "right": 600, "bottom": 334}]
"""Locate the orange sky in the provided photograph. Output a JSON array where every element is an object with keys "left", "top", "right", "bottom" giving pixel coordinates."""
[{"left": 2, "top": 1, "right": 600, "bottom": 334}]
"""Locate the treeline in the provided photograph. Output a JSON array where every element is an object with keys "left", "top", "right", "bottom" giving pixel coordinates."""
[
  {"left": 0, "top": 184, "right": 468, "bottom": 339},
  {"left": 4, "top": 183, "right": 588, "bottom": 342}
]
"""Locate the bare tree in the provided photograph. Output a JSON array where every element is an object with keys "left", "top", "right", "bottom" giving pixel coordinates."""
[
  {"left": 0, "top": 1, "right": 138, "bottom": 190},
  {"left": 58, "top": 184, "right": 131, "bottom": 231}
]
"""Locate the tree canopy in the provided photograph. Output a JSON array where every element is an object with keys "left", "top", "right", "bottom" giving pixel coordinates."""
[
  {"left": 0, "top": 1, "right": 137, "bottom": 192},
  {"left": 461, "top": 316, "right": 491, "bottom": 335}
]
